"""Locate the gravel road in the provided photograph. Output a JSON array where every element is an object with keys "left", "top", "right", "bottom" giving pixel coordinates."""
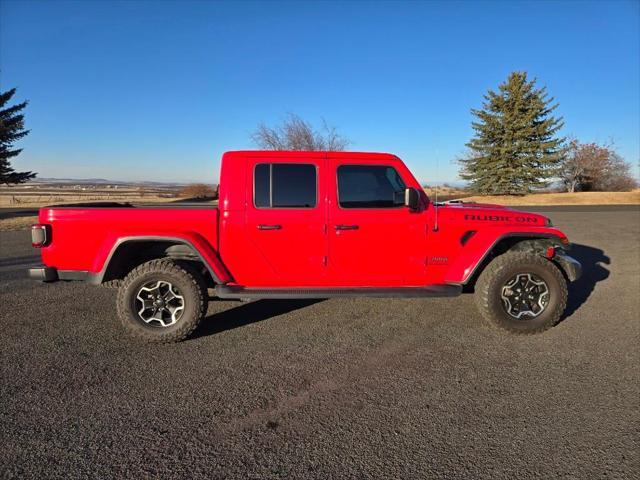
[{"left": 1, "top": 207, "right": 638, "bottom": 479}]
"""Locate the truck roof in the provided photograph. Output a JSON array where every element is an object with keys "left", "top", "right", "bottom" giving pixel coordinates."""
[{"left": 223, "top": 150, "right": 400, "bottom": 161}]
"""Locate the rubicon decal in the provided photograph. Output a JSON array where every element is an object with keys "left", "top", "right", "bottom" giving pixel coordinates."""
[{"left": 464, "top": 214, "right": 539, "bottom": 223}]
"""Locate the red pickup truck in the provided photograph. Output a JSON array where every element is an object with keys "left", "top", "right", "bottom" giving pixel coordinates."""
[{"left": 29, "top": 151, "right": 581, "bottom": 342}]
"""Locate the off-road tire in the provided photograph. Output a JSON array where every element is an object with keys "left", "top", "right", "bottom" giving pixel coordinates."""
[
  {"left": 173, "top": 260, "right": 211, "bottom": 309},
  {"left": 117, "top": 259, "right": 207, "bottom": 343},
  {"left": 475, "top": 252, "right": 567, "bottom": 334},
  {"left": 100, "top": 279, "right": 122, "bottom": 289}
]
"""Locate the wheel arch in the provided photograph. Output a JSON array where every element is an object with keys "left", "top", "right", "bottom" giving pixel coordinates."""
[
  {"left": 90, "top": 236, "right": 228, "bottom": 286},
  {"left": 447, "top": 232, "right": 568, "bottom": 290}
]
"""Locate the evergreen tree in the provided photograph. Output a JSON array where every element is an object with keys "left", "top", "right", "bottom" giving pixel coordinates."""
[
  {"left": 0, "top": 88, "right": 35, "bottom": 184},
  {"left": 460, "top": 72, "right": 565, "bottom": 194}
]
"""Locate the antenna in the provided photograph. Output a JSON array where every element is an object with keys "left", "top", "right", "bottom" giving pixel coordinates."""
[{"left": 433, "top": 150, "right": 439, "bottom": 232}]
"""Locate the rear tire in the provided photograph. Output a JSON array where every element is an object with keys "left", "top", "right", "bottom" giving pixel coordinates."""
[
  {"left": 100, "top": 279, "right": 122, "bottom": 289},
  {"left": 474, "top": 252, "right": 567, "bottom": 334},
  {"left": 117, "top": 259, "right": 207, "bottom": 343}
]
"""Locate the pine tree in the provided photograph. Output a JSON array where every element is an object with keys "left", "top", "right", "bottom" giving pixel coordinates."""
[
  {"left": 460, "top": 72, "right": 565, "bottom": 194},
  {"left": 0, "top": 88, "right": 35, "bottom": 184}
]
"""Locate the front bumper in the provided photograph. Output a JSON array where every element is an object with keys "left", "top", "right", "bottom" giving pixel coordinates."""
[
  {"left": 554, "top": 252, "right": 582, "bottom": 282},
  {"left": 28, "top": 266, "right": 89, "bottom": 282}
]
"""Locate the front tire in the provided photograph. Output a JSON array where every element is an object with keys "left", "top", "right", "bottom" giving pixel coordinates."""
[
  {"left": 475, "top": 252, "right": 567, "bottom": 334},
  {"left": 117, "top": 259, "right": 207, "bottom": 343}
]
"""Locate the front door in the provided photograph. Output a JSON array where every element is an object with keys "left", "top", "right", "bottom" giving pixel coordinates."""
[
  {"left": 327, "top": 159, "right": 427, "bottom": 286},
  {"left": 245, "top": 158, "right": 327, "bottom": 286}
]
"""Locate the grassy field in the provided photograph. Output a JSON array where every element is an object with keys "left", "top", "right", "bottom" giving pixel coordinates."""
[
  {"left": 0, "top": 183, "right": 181, "bottom": 208},
  {"left": 0, "top": 192, "right": 173, "bottom": 207},
  {"left": 423, "top": 185, "right": 469, "bottom": 202},
  {"left": 457, "top": 190, "right": 640, "bottom": 205}
]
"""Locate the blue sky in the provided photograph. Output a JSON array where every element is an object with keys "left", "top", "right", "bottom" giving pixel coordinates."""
[{"left": 1, "top": 0, "right": 638, "bottom": 184}]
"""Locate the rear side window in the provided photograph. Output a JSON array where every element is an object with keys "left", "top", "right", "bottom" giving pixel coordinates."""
[
  {"left": 254, "top": 163, "right": 317, "bottom": 208},
  {"left": 337, "top": 165, "right": 406, "bottom": 208}
]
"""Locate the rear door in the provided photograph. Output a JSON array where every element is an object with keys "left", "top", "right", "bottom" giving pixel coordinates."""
[
  {"left": 327, "top": 158, "right": 427, "bottom": 286},
  {"left": 245, "top": 157, "right": 327, "bottom": 286}
]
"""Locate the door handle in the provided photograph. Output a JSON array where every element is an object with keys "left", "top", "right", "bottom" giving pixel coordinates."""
[
  {"left": 334, "top": 224, "right": 359, "bottom": 230},
  {"left": 257, "top": 224, "right": 282, "bottom": 230}
]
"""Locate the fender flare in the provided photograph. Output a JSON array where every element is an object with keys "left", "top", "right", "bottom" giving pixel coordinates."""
[
  {"left": 446, "top": 232, "right": 568, "bottom": 285},
  {"left": 89, "top": 236, "right": 231, "bottom": 285}
]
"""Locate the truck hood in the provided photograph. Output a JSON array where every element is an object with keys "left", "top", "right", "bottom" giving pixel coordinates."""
[{"left": 437, "top": 202, "right": 549, "bottom": 227}]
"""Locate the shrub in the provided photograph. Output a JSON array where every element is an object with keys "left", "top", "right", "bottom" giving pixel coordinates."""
[{"left": 178, "top": 184, "right": 217, "bottom": 199}]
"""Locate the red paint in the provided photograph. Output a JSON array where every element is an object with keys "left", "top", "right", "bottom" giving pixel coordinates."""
[{"left": 36, "top": 151, "right": 570, "bottom": 288}]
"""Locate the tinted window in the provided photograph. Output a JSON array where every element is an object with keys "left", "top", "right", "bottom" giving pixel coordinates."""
[
  {"left": 254, "top": 164, "right": 270, "bottom": 207},
  {"left": 254, "top": 163, "right": 317, "bottom": 208},
  {"left": 338, "top": 165, "right": 406, "bottom": 208}
]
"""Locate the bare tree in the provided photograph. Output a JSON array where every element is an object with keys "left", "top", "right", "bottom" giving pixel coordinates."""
[
  {"left": 597, "top": 153, "right": 638, "bottom": 191},
  {"left": 560, "top": 139, "right": 603, "bottom": 193},
  {"left": 559, "top": 140, "right": 637, "bottom": 192},
  {"left": 251, "top": 113, "right": 349, "bottom": 151}
]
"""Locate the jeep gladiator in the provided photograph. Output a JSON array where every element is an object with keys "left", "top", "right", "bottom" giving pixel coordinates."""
[{"left": 29, "top": 151, "right": 582, "bottom": 342}]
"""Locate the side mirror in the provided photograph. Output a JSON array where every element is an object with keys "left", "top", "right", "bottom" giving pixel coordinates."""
[{"left": 404, "top": 187, "right": 421, "bottom": 211}]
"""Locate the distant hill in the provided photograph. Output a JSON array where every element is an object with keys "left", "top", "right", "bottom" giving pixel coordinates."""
[{"left": 29, "top": 177, "right": 198, "bottom": 187}]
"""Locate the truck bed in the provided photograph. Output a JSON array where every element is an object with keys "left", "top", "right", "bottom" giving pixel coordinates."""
[
  {"left": 38, "top": 203, "right": 219, "bottom": 274},
  {"left": 44, "top": 199, "right": 218, "bottom": 208}
]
